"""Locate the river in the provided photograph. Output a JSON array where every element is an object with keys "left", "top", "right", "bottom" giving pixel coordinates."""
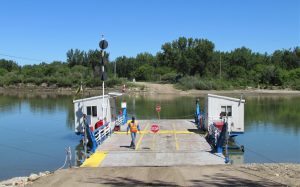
[{"left": 0, "top": 93, "right": 299, "bottom": 180}]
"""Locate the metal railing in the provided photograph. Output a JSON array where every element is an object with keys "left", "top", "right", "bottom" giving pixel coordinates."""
[
  {"left": 208, "top": 123, "right": 221, "bottom": 147},
  {"left": 93, "top": 122, "right": 111, "bottom": 145},
  {"left": 90, "top": 114, "right": 126, "bottom": 149},
  {"left": 115, "top": 115, "right": 124, "bottom": 127}
]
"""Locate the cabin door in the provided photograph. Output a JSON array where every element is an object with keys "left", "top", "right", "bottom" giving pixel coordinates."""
[
  {"left": 221, "top": 105, "right": 233, "bottom": 128},
  {"left": 86, "top": 106, "right": 98, "bottom": 127}
]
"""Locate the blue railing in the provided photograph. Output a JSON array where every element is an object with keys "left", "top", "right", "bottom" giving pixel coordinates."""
[{"left": 93, "top": 122, "right": 112, "bottom": 146}]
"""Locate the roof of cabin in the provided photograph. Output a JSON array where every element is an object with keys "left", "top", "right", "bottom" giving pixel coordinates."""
[
  {"left": 73, "top": 95, "right": 110, "bottom": 103},
  {"left": 207, "top": 94, "right": 245, "bottom": 103},
  {"left": 73, "top": 92, "right": 123, "bottom": 103}
]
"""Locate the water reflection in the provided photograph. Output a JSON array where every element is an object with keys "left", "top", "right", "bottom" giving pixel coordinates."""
[
  {"left": 0, "top": 93, "right": 299, "bottom": 180},
  {"left": 1, "top": 92, "right": 300, "bottom": 136},
  {"left": 118, "top": 95, "right": 202, "bottom": 119},
  {"left": 74, "top": 142, "right": 85, "bottom": 166},
  {"left": 0, "top": 93, "right": 75, "bottom": 130},
  {"left": 245, "top": 96, "right": 300, "bottom": 134},
  {"left": 229, "top": 153, "right": 244, "bottom": 164}
]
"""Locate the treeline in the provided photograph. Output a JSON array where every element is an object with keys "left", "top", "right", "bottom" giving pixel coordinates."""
[
  {"left": 0, "top": 49, "right": 120, "bottom": 88},
  {"left": 114, "top": 37, "right": 300, "bottom": 90},
  {"left": 0, "top": 37, "right": 299, "bottom": 90}
]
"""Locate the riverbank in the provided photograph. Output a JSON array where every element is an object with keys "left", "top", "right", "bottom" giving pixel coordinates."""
[
  {"left": 0, "top": 171, "right": 51, "bottom": 187},
  {"left": 1, "top": 82, "right": 300, "bottom": 97},
  {"left": 0, "top": 163, "right": 296, "bottom": 186},
  {"left": 133, "top": 82, "right": 300, "bottom": 96}
]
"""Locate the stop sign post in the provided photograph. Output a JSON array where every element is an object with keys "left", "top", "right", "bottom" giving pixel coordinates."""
[
  {"left": 156, "top": 105, "right": 161, "bottom": 112},
  {"left": 156, "top": 104, "right": 161, "bottom": 120}
]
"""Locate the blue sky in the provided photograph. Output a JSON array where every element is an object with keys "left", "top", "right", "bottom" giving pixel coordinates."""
[{"left": 0, "top": 0, "right": 299, "bottom": 65}]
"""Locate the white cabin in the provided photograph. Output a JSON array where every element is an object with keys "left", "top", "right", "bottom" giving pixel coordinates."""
[
  {"left": 73, "top": 93, "right": 121, "bottom": 133},
  {"left": 205, "top": 94, "right": 245, "bottom": 133}
]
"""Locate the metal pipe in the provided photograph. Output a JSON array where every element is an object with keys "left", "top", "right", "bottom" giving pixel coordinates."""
[{"left": 102, "top": 81, "right": 104, "bottom": 121}]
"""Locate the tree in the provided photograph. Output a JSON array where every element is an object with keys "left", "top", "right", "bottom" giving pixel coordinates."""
[
  {"left": 136, "top": 52, "right": 157, "bottom": 67},
  {"left": 192, "top": 39, "right": 215, "bottom": 76},
  {"left": 157, "top": 37, "right": 215, "bottom": 76},
  {"left": 86, "top": 49, "right": 109, "bottom": 78},
  {"left": 66, "top": 49, "right": 87, "bottom": 67},
  {"left": 0, "top": 59, "right": 19, "bottom": 72},
  {"left": 135, "top": 64, "right": 154, "bottom": 81}
]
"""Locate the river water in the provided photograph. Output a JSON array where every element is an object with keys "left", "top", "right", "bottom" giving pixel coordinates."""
[{"left": 0, "top": 93, "right": 299, "bottom": 180}]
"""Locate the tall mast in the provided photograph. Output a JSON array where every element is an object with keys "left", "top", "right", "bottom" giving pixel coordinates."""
[{"left": 99, "top": 35, "right": 108, "bottom": 120}]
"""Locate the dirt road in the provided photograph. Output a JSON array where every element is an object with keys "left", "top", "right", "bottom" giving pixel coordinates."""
[
  {"left": 134, "top": 82, "right": 180, "bottom": 94},
  {"left": 132, "top": 82, "right": 300, "bottom": 96},
  {"left": 25, "top": 164, "right": 300, "bottom": 187}
]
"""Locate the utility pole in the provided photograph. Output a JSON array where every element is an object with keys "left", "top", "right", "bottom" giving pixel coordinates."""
[
  {"left": 219, "top": 54, "right": 222, "bottom": 79},
  {"left": 114, "top": 60, "right": 116, "bottom": 78}
]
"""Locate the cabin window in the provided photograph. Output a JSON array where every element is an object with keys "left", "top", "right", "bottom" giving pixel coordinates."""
[
  {"left": 86, "top": 106, "right": 97, "bottom": 117},
  {"left": 220, "top": 106, "right": 232, "bottom": 117},
  {"left": 87, "top": 106, "right": 92, "bottom": 115},
  {"left": 221, "top": 106, "right": 226, "bottom": 117},
  {"left": 227, "top": 106, "right": 232, "bottom": 116},
  {"left": 92, "top": 106, "right": 97, "bottom": 117}
]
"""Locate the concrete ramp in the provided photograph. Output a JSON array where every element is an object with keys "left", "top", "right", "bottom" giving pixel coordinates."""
[{"left": 82, "top": 120, "right": 225, "bottom": 167}]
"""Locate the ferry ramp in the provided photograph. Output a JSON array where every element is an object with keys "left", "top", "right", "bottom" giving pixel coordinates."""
[{"left": 81, "top": 119, "right": 225, "bottom": 167}]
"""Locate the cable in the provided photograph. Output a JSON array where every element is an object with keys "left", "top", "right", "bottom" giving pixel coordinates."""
[
  {"left": 56, "top": 147, "right": 72, "bottom": 170},
  {"left": 0, "top": 126, "right": 70, "bottom": 144},
  {"left": 0, "top": 52, "right": 46, "bottom": 63},
  {"left": 235, "top": 141, "right": 278, "bottom": 163},
  {"left": 233, "top": 166, "right": 286, "bottom": 186},
  {"left": 56, "top": 155, "right": 68, "bottom": 170},
  {"left": 231, "top": 143, "right": 287, "bottom": 186},
  {"left": 0, "top": 143, "right": 60, "bottom": 160}
]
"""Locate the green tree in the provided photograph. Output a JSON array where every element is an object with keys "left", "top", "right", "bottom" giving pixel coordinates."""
[
  {"left": 134, "top": 64, "right": 155, "bottom": 81},
  {"left": 66, "top": 49, "right": 88, "bottom": 67},
  {"left": 0, "top": 59, "right": 19, "bottom": 72}
]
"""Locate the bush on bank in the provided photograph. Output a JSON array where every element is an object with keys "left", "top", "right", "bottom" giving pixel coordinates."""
[{"left": 176, "top": 76, "right": 232, "bottom": 90}]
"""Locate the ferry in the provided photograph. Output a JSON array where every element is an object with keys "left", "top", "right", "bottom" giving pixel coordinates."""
[{"left": 73, "top": 93, "right": 245, "bottom": 164}]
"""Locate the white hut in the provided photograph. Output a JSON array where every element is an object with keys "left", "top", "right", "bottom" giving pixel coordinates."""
[
  {"left": 73, "top": 93, "right": 122, "bottom": 134},
  {"left": 205, "top": 94, "right": 245, "bottom": 133}
]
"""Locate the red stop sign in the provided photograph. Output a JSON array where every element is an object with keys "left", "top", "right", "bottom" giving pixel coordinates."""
[
  {"left": 156, "top": 105, "right": 161, "bottom": 112},
  {"left": 151, "top": 124, "right": 159, "bottom": 133}
]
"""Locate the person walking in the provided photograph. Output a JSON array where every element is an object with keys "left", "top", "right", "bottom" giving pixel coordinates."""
[{"left": 127, "top": 116, "right": 140, "bottom": 149}]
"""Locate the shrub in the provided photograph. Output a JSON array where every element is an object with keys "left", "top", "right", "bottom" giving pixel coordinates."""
[
  {"left": 56, "top": 77, "right": 73, "bottom": 87},
  {"left": 0, "top": 68, "right": 8, "bottom": 76},
  {"left": 134, "top": 64, "right": 154, "bottom": 81},
  {"left": 86, "top": 78, "right": 102, "bottom": 87},
  {"left": 1, "top": 72, "right": 22, "bottom": 85},
  {"left": 194, "top": 80, "right": 210, "bottom": 90},
  {"left": 105, "top": 77, "right": 123, "bottom": 87},
  {"left": 161, "top": 72, "right": 178, "bottom": 83},
  {"left": 290, "top": 79, "right": 300, "bottom": 90},
  {"left": 44, "top": 76, "right": 58, "bottom": 85},
  {"left": 0, "top": 76, "right": 4, "bottom": 86},
  {"left": 177, "top": 76, "right": 231, "bottom": 90}
]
